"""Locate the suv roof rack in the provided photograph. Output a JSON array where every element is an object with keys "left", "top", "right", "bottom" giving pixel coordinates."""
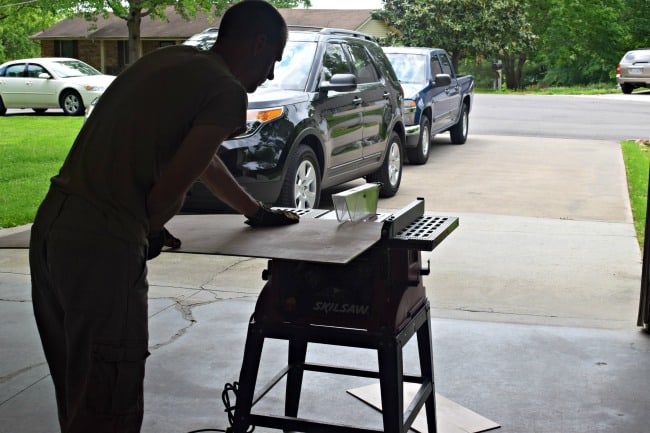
[{"left": 287, "top": 25, "right": 376, "bottom": 42}]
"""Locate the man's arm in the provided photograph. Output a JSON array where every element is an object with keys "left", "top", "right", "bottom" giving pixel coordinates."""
[
  {"left": 199, "top": 154, "right": 260, "bottom": 216},
  {"left": 146, "top": 124, "right": 259, "bottom": 233}
]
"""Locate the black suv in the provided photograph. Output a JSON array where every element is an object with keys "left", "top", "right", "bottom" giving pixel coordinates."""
[{"left": 182, "top": 28, "right": 406, "bottom": 211}]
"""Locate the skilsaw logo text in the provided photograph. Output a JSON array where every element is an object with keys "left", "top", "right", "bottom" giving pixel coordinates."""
[{"left": 313, "top": 302, "right": 369, "bottom": 315}]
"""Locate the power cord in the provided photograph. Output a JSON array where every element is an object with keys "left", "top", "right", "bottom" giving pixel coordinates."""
[{"left": 186, "top": 381, "right": 254, "bottom": 433}]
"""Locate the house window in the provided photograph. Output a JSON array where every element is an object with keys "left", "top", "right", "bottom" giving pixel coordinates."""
[
  {"left": 55, "top": 41, "right": 77, "bottom": 58},
  {"left": 117, "top": 41, "right": 129, "bottom": 67}
]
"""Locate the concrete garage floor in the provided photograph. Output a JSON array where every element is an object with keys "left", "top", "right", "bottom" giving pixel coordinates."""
[{"left": 1, "top": 134, "right": 649, "bottom": 433}]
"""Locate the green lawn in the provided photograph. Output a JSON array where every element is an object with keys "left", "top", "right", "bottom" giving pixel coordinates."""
[{"left": 0, "top": 116, "right": 82, "bottom": 228}]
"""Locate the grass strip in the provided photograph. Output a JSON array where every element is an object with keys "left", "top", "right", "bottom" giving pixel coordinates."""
[{"left": 621, "top": 140, "right": 650, "bottom": 250}]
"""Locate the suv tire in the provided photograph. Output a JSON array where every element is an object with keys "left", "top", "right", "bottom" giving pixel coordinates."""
[
  {"left": 278, "top": 144, "right": 321, "bottom": 209},
  {"left": 368, "top": 131, "right": 402, "bottom": 198}
]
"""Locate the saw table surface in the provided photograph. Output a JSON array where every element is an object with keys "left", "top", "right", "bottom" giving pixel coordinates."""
[{"left": 165, "top": 214, "right": 383, "bottom": 264}]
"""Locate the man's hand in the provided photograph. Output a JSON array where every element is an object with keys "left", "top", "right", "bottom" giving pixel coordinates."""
[
  {"left": 245, "top": 203, "right": 300, "bottom": 227},
  {"left": 147, "top": 228, "right": 182, "bottom": 260}
]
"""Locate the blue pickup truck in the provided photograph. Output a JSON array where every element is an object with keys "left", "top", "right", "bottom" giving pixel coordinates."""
[{"left": 383, "top": 47, "right": 474, "bottom": 164}]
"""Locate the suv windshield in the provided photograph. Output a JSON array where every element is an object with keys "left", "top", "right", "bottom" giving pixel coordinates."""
[
  {"left": 385, "top": 53, "right": 427, "bottom": 84},
  {"left": 49, "top": 60, "right": 101, "bottom": 78},
  {"left": 259, "top": 40, "right": 317, "bottom": 91}
]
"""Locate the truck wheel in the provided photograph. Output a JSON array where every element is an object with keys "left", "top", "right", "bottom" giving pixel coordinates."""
[
  {"left": 621, "top": 83, "right": 633, "bottom": 94},
  {"left": 407, "top": 114, "right": 431, "bottom": 165},
  {"left": 367, "top": 131, "right": 402, "bottom": 197},
  {"left": 277, "top": 144, "right": 321, "bottom": 209},
  {"left": 60, "top": 90, "right": 84, "bottom": 116},
  {"left": 450, "top": 103, "right": 468, "bottom": 144}
]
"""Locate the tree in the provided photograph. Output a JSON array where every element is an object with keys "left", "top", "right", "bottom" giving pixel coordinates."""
[
  {"left": 526, "top": 0, "right": 627, "bottom": 85},
  {"left": 47, "top": 0, "right": 311, "bottom": 65},
  {"left": 0, "top": 0, "right": 60, "bottom": 63},
  {"left": 622, "top": 0, "right": 650, "bottom": 49},
  {"left": 374, "top": 0, "right": 536, "bottom": 89}
]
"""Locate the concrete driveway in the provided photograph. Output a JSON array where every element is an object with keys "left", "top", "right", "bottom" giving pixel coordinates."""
[{"left": 1, "top": 94, "right": 649, "bottom": 433}]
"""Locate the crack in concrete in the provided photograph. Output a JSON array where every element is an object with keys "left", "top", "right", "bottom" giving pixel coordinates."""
[
  {"left": 149, "top": 301, "right": 199, "bottom": 351},
  {"left": 0, "top": 362, "right": 48, "bottom": 384}
]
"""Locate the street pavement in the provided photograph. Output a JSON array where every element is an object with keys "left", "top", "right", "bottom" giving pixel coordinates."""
[{"left": 1, "top": 130, "right": 648, "bottom": 432}]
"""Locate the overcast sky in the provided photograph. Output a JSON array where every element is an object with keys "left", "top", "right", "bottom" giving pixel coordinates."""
[{"left": 304, "top": 0, "right": 383, "bottom": 9}]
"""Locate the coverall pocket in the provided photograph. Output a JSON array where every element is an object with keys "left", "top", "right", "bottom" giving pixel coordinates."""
[{"left": 87, "top": 344, "right": 150, "bottom": 415}]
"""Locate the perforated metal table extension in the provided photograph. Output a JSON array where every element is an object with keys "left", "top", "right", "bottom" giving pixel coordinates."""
[{"left": 222, "top": 198, "right": 459, "bottom": 433}]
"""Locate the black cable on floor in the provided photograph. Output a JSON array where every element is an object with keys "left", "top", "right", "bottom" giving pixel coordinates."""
[{"left": 186, "top": 381, "right": 254, "bottom": 433}]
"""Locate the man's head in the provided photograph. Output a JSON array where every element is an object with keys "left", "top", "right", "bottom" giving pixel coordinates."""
[{"left": 212, "top": 1, "right": 288, "bottom": 93}]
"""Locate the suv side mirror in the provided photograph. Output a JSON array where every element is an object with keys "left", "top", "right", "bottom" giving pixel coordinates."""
[
  {"left": 320, "top": 73, "right": 357, "bottom": 93},
  {"left": 432, "top": 74, "right": 452, "bottom": 87}
]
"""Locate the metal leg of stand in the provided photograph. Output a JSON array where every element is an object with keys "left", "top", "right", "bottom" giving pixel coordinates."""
[
  {"left": 285, "top": 337, "right": 308, "bottom": 417},
  {"left": 417, "top": 311, "right": 437, "bottom": 433},
  {"left": 378, "top": 337, "right": 405, "bottom": 433},
  {"left": 232, "top": 322, "right": 265, "bottom": 433}
]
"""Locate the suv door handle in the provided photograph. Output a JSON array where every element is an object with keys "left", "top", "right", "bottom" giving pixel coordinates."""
[{"left": 353, "top": 97, "right": 362, "bottom": 105}]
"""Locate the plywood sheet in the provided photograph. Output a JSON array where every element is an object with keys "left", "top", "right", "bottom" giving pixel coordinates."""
[
  {"left": 0, "top": 215, "right": 383, "bottom": 264},
  {"left": 165, "top": 214, "right": 382, "bottom": 264},
  {"left": 347, "top": 383, "right": 500, "bottom": 433}
]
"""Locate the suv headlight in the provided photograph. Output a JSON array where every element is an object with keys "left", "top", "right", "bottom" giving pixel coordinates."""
[
  {"left": 403, "top": 99, "right": 416, "bottom": 125},
  {"left": 241, "top": 106, "right": 285, "bottom": 136}
]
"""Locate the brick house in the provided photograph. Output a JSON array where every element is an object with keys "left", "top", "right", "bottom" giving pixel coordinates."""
[{"left": 30, "top": 7, "right": 391, "bottom": 74}]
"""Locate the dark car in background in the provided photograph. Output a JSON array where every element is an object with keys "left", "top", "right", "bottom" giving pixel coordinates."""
[
  {"left": 182, "top": 28, "right": 406, "bottom": 212},
  {"left": 383, "top": 47, "right": 474, "bottom": 164}
]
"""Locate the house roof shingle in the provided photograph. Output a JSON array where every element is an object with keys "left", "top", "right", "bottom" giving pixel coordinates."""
[{"left": 31, "top": 8, "right": 378, "bottom": 40}]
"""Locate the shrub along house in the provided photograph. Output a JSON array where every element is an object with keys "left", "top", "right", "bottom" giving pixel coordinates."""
[{"left": 30, "top": 7, "right": 391, "bottom": 75}]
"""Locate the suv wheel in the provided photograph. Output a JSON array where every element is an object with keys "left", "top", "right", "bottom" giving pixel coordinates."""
[
  {"left": 368, "top": 131, "right": 402, "bottom": 197},
  {"left": 621, "top": 83, "right": 634, "bottom": 94},
  {"left": 278, "top": 144, "right": 321, "bottom": 209},
  {"left": 449, "top": 103, "right": 469, "bottom": 144},
  {"left": 60, "top": 90, "right": 84, "bottom": 116},
  {"left": 407, "top": 114, "right": 431, "bottom": 164}
]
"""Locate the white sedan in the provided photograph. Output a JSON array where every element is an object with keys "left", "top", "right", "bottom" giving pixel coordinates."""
[{"left": 0, "top": 57, "right": 115, "bottom": 116}]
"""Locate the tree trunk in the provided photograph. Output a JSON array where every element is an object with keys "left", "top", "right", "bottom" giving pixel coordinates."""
[
  {"left": 126, "top": 7, "right": 142, "bottom": 65},
  {"left": 503, "top": 53, "right": 528, "bottom": 90}
]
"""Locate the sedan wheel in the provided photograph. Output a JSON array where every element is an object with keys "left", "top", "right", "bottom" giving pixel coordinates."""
[
  {"left": 60, "top": 90, "right": 84, "bottom": 116},
  {"left": 278, "top": 144, "right": 321, "bottom": 209}
]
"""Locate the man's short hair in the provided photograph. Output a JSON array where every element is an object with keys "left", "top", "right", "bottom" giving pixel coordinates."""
[{"left": 217, "top": 1, "right": 288, "bottom": 44}]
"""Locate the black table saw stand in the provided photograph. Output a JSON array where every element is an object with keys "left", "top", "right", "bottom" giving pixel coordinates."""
[{"left": 229, "top": 301, "right": 437, "bottom": 433}]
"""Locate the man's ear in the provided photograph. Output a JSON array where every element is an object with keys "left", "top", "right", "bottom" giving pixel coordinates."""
[{"left": 252, "top": 33, "right": 269, "bottom": 56}]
